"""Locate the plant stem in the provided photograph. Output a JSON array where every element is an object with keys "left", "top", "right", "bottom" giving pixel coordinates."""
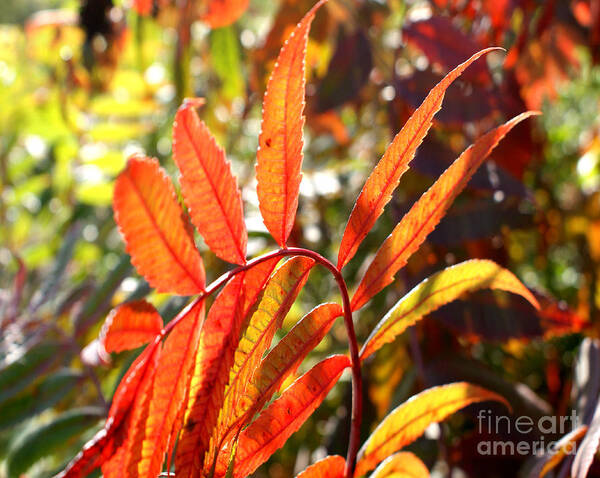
[{"left": 162, "top": 247, "right": 363, "bottom": 477}]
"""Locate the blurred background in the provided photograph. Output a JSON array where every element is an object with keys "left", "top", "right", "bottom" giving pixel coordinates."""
[{"left": 1, "top": 0, "right": 599, "bottom": 476}]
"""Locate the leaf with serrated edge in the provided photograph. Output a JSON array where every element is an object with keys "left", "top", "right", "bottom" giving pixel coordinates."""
[
  {"left": 113, "top": 156, "right": 205, "bottom": 295},
  {"left": 175, "top": 275, "right": 245, "bottom": 477},
  {"left": 100, "top": 300, "right": 163, "bottom": 354},
  {"left": 220, "top": 355, "right": 350, "bottom": 478},
  {"left": 173, "top": 102, "right": 247, "bottom": 265},
  {"left": 355, "top": 382, "right": 509, "bottom": 477},
  {"left": 351, "top": 111, "right": 540, "bottom": 310},
  {"left": 256, "top": 0, "right": 327, "bottom": 247},
  {"left": 54, "top": 338, "right": 162, "bottom": 478},
  {"left": 235, "top": 303, "right": 342, "bottom": 429},
  {"left": 297, "top": 455, "right": 346, "bottom": 478},
  {"left": 337, "top": 48, "right": 501, "bottom": 270},
  {"left": 205, "top": 257, "right": 314, "bottom": 472},
  {"left": 360, "top": 259, "right": 539, "bottom": 361},
  {"left": 368, "top": 451, "right": 429, "bottom": 478},
  {"left": 101, "top": 344, "right": 161, "bottom": 477},
  {"left": 135, "top": 299, "right": 205, "bottom": 477}
]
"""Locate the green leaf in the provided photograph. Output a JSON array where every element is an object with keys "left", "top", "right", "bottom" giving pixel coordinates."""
[
  {"left": 0, "top": 342, "right": 62, "bottom": 404},
  {"left": 0, "top": 369, "right": 82, "bottom": 430},
  {"left": 6, "top": 407, "right": 104, "bottom": 477}
]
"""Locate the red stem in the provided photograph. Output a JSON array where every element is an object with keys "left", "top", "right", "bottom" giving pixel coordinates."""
[{"left": 163, "top": 247, "right": 362, "bottom": 478}]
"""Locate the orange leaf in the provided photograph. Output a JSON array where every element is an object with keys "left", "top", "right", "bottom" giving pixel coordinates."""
[
  {"left": 236, "top": 303, "right": 342, "bottom": 427},
  {"left": 207, "top": 257, "right": 315, "bottom": 468},
  {"left": 175, "top": 276, "right": 245, "bottom": 477},
  {"left": 354, "top": 382, "right": 509, "bottom": 477},
  {"left": 351, "top": 111, "right": 539, "bottom": 310},
  {"left": 100, "top": 300, "right": 163, "bottom": 354},
  {"left": 225, "top": 354, "right": 350, "bottom": 477},
  {"left": 55, "top": 339, "right": 163, "bottom": 478},
  {"left": 256, "top": 0, "right": 327, "bottom": 247},
  {"left": 337, "top": 48, "right": 500, "bottom": 270},
  {"left": 360, "top": 259, "right": 540, "bottom": 361},
  {"left": 113, "top": 156, "right": 205, "bottom": 295},
  {"left": 296, "top": 455, "right": 346, "bottom": 478},
  {"left": 368, "top": 451, "right": 429, "bottom": 478},
  {"left": 173, "top": 102, "right": 247, "bottom": 265},
  {"left": 201, "top": 0, "right": 249, "bottom": 28},
  {"left": 135, "top": 299, "right": 205, "bottom": 477},
  {"left": 102, "top": 344, "right": 161, "bottom": 478}
]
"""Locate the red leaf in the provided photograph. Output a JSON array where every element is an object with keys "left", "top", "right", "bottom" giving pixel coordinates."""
[
  {"left": 100, "top": 300, "right": 163, "bottom": 354},
  {"left": 236, "top": 303, "right": 343, "bottom": 427},
  {"left": 101, "top": 345, "right": 161, "bottom": 477},
  {"left": 206, "top": 257, "right": 315, "bottom": 470},
  {"left": 173, "top": 102, "right": 247, "bottom": 265},
  {"left": 135, "top": 299, "right": 205, "bottom": 477},
  {"left": 222, "top": 355, "right": 350, "bottom": 477},
  {"left": 55, "top": 339, "right": 162, "bottom": 478},
  {"left": 337, "top": 48, "right": 499, "bottom": 270},
  {"left": 296, "top": 455, "right": 346, "bottom": 478},
  {"left": 351, "top": 112, "right": 539, "bottom": 310},
  {"left": 256, "top": 0, "right": 327, "bottom": 247},
  {"left": 113, "top": 156, "right": 205, "bottom": 295},
  {"left": 201, "top": 0, "right": 249, "bottom": 28},
  {"left": 175, "top": 276, "right": 245, "bottom": 477}
]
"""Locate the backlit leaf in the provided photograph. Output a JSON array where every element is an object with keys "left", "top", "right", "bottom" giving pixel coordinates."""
[
  {"left": 337, "top": 48, "right": 499, "bottom": 270},
  {"left": 175, "top": 276, "right": 245, "bottom": 477},
  {"left": 208, "top": 257, "right": 314, "bottom": 465},
  {"left": 102, "top": 344, "right": 161, "bottom": 478},
  {"left": 55, "top": 339, "right": 162, "bottom": 478},
  {"left": 173, "top": 102, "right": 247, "bottom": 265},
  {"left": 354, "top": 382, "right": 509, "bottom": 477},
  {"left": 113, "top": 156, "right": 205, "bottom": 295},
  {"left": 224, "top": 354, "right": 350, "bottom": 477},
  {"left": 297, "top": 455, "right": 346, "bottom": 478},
  {"left": 236, "top": 303, "right": 343, "bottom": 426},
  {"left": 136, "top": 299, "right": 205, "bottom": 477},
  {"left": 100, "top": 300, "right": 163, "bottom": 354},
  {"left": 351, "top": 112, "right": 539, "bottom": 310},
  {"left": 368, "top": 451, "right": 429, "bottom": 478},
  {"left": 256, "top": 0, "right": 327, "bottom": 247},
  {"left": 360, "top": 260, "right": 539, "bottom": 361}
]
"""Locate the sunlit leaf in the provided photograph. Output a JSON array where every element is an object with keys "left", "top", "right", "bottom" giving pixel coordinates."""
[
  {"left": 113, "top": 156, "right": 205, "bottom": 295},
  {"left": 221, "top": 354, "right": 350, "bottom": 478},
  {"left": 99, "top": 300, "right": 163, "bottom": 354},
  {"left": 368, "top": 451, "right": 429, "bottom": 478},
  {"left": 201, "top": 0, "right": 250, "bottom": 28},
  {"left": 351, "top": 112, "right": 539, "bottom": 310},
  {"left": 236, "top": 303, "right": 343, "bottom": 427},
  {"left": 207, "top": 257, "right": 314, "bottom": 467},
  {"left": 296, "top": 455, "right": 346, "bottom": 477},
  {"left": 337, "top": 48, "right": 499, "bottom": 270},
  {"left": 173, "top": 102, "right": 247, "bottom": 265},
  {"left": 256, "top": 0, "right": 327, "bottom": 247},
  {"left": 136, "top": 299, "right": 205, "bottom": 477},
  {"left": 360, "top": 260, "right": 539, "bottom": 360},
  {"left": 355, "top": 382, "right": 509, "bottom": 477}
]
